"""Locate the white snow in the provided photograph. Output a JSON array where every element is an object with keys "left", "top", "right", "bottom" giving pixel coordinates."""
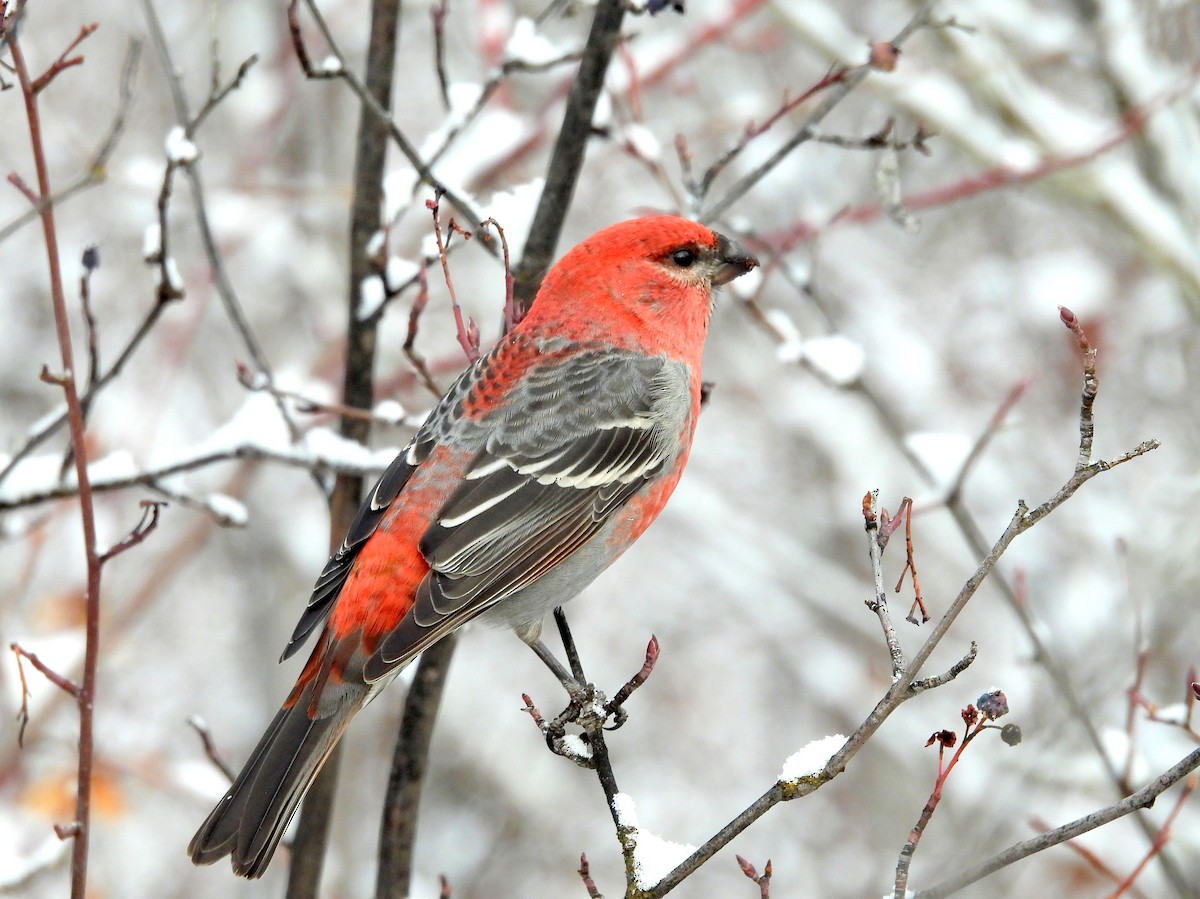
[
  {"left": 302, "top": 427, "right": 378, "bottom": 470},
  {"left": 385, "top": 256, "right": 421, "bottom": 294},
  {"left": 727, "top": 265, "right": 762, "bottom": 301},
  {"left": 198, "top": 393, "right": 292, "bottom": 456},
  {"left": 505, "top": 17, "right": 562, "bottom": 67},
  {"left": 612, "top": 791, "right": 637, "bottom": 827},
  {"left": 165, "top": 126, "right": 199, "bottom": 165},
  {"left": 1153, "top": 703, "right": 1190, "bottom": 725},
  {"left": 383, "top": 166, "right": 419, "bottom": 223},
  {"left": 365, "top": 229, "right": 386, "bottom": 259},
  {"left": 87, "top": 450, "right": 137, "bottom": 483},
  {"left": 779, "top": 733, "right": 846, "bottom": 782},
  {"left": 903, "top": 432, "right": 973, "bottom": 483},
  {"left": 358, "top": 275, "right": 387, "bottom": 321},
  {"left": 482, "top": 179, "right": 544, "bottom": 261},
  {"left": 161, "top": 257, "right": 184, "bottom": 293},
  {"left": 446, "top": 82, "right": 485, "bottom": 128},
  {"left": 0, "top": 831, "right": 69, "bottom": 892},
  {"left": 804, "top": 335, "right": 865, "bottom": 385},
  {"left": 559, "top": 734, "right": 592, "bottom": 759},
  {"left": 592, "top": 90, "right": 613, "bottom": 129},
  {"left": 372, "top": 400, "right": 407, "bottom": 425},
  {"left": 609, "top": 792, "right": 695, "bottom": 889},
  {"left": 206, "top": 493, "right": 249, "bottom": 527},
  {"left": 632, "top": 830, "right": 696, "bottom": 889},
  {"left": 142, "top": 222, "right": 162, "bottom": 260},
  {"left": 624, "top": 124, "right": 662, "bottom": 162},
  {"left": 764, "top": 309, "right": 804, "bottom": 364}
]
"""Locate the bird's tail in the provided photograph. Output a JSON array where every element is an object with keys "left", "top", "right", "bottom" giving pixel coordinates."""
[{"left": 188, "top": 684, "right": 362, "bottom": 879}]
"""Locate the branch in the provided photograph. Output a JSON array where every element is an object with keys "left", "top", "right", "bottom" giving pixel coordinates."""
[
  {"left": 511, "top": 0, "right": 627, "bottom": 316},
  {"left": 289, "top": 0, "right": 486, "bottom": 233},
  {"left": 376, "top": 634, "right": 458, "bottom": 898},
  {"left": 640, "top": 304, "right": 1158, "bottom": 896},
  {"left": 916, "top": 749, "right": 1200, "bottom": 898},
  {"left": 0, "top": 39, "right": 140, "bottom": 245},
  {"left": 9, "top": 26, "right": 104, "bottom": 899},
  {"left": 701, "top": 0, "right": 941, "bottom": 222}
]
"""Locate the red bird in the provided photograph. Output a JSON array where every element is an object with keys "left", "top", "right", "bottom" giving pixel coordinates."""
[{"left": 188, "top": 215, "right": 758, "bottom": 877}]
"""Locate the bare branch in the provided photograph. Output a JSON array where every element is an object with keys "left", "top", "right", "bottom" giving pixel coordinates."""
[
  {"left": 701, "top": 0, "right": 941, "bottom": 222},
  {"left": 916, "top": 749, "right": 1200, "bottom": 899}
]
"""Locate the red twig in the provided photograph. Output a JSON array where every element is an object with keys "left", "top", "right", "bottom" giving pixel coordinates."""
[
  {"left": 635, "top": 0, "right": 769, "bottom": 91},
  {"left": 98, "top": 500, "right": 165, "bottom": 564},
  {"left": 1105, "top": 776, "right": 1196, "bottom": 899},
  {"left": 30, "top": 23, "right": 99, "bottom": 95},
  {"left": 578, "top": 852, "right": 604, "bottom": 898},
  {"left": 7, "top": 172, "right": 40, "bottom": 205},
  {"left": 427, "top": 193, "right": 480, "bottom": 361},
  {"left": 10, "top": 643, "right": 83, "bottom": 746},
  {"left": 691, "top": 64, "right": 851, "bottom": 200},
  {"left": 735, "top": 855, "right": 773, "bottom": 898},
  {"left": 186, "top": 715, "right": 236, "bottom": 783},
  {"left": 401, "top": 262, "right": 443, "bottom": 397},
  {"left": 10, "top": 27, "right": 113, "bottom": 898},
  {"left": 605, "top": 635, "right": 660, "bottom": 715},
  {"left": 889, "top": 498, "right": 928, "bottom": 624},
  {"left": 772, "top": 60, "right": 1200, "bottom": 253},
  {"left": 893, "top": 699, "right": 1014, "bottom": 897},
  {"left": 480, "top": 217, "right": 517, "bottom": 332},
  {"left": 944, "top": 378, "right": 1030, "bottom": 507}
]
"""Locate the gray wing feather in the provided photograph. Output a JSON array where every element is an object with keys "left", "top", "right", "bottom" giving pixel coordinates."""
[
  {"left": 280, "top": 361, "right": 483, "bottom": 661},
  {"left": 367, "top": 348, "right": 690, "bottom": 675}
]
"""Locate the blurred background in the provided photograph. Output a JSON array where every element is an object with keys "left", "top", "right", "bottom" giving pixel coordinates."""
[{"left": 1, "top": 0, "right": 1198, "bottom": 896}]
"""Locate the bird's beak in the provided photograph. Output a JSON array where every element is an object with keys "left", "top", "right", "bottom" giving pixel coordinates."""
[{"left": 712, "top": 234, "right": 759, "bottom": 286}]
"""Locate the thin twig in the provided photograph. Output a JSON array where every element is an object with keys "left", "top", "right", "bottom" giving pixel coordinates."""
[
  {"left": 430, "top": 0, "right": 450, "bottom": 110},
  {"left": 289, "top": 0, "right": 487, "bottom": 234},
  {"left": 578, "top": 853, "right": 604, "bottom": 899},
  {"left": 916, "top": 749, "right": 1200, "bottom": 898},
  {"left": 701, "top": 0, "right": 941, "bottom": 222},
  {"left": 97, "top": 500, "right": 164, "bottom": 563},
  {"left": 11, "top": 643, "right": 82, "bottom": 747},
  {"left": 1059, "top": 306, "right": 1098, "bottom": 471},
  {"left": 427, "top": 194, "right": 480, "bottom": 361},
  {"left": 0, "top": 39, "right": 140, "bottom": 245},
  {"left": 511, "top": 0, "right": 627, "bottom": 316},
  {"left": 186, "top": 715, "right": 236, "bottom": 782},
  {"left": 480, "top": 218, "right": 517, "bottom": 332},
  {"left": 641, "top": 316, "right": 1158, "bottom": 895},
  {"left": 944, "top": 378, "right": 1029, "bottom": 506},
  {"left": 9, "top": 28, "right": 104, "bottom": 899},
  {"left": 863, "top": 491, "right": 906, "bottom": 679},
  {"left": 1104, "top": 776, "right": 1195, "bottom": 899},
  {"left": 29, "top": 22, "right": 97, "bottom": 94}
]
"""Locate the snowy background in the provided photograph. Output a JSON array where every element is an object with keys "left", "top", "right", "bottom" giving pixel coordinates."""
[{"left": 2, "top": 0, "right": 1199, "bottom": 897}]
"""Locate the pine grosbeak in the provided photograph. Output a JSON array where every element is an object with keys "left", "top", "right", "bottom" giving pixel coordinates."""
[{"left": 189, "top": 215, "right": 758, "bottom": 877}]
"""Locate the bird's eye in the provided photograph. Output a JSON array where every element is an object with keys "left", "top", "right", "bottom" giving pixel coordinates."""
[{"left": 670, "top": 248, "right": 697, "bottom": 268}]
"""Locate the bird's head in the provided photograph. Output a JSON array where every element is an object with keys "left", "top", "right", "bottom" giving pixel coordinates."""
[{"left": 525, "top": 215, "right": 759, "bottom": 359}]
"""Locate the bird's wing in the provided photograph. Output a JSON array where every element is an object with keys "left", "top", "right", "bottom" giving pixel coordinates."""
[
  {"left": 364, "top": 347, "right": 690, "bottom": 680},
  {"left": 280, "top": 363, "right": 483, "bottom": 661}
]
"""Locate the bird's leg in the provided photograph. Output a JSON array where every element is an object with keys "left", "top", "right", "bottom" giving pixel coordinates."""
[
  {"left": 514, "top": 611, "right": 586, "bottom": 693},
  {"left": 527, "top": 637, "right": 584, "bottom": 693}
]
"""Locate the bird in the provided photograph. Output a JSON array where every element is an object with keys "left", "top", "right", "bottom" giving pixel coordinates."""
[{"left": 188, "top": 215, "right": 758, "bottom": 877}]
